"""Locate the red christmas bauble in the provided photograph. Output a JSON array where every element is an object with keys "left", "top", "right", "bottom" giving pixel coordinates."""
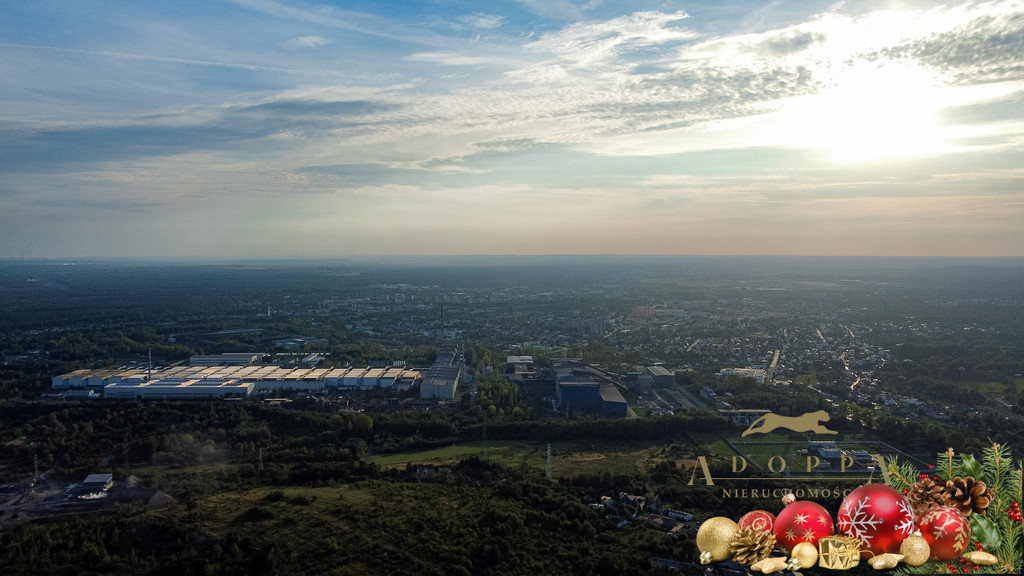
[
  {"left": 917, "top": 506, "right": 970, "bottom": 561},
  {"left": 738, "top": 510, "right": 776, "bottom": 533},
  {"left": 837, "top": 484, "right": 916, "bottom": 557},
  {"left": 774, "top": 499, "right": 833, "bottom": 553}
]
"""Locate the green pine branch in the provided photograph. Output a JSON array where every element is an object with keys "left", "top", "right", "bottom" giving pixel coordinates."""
[{"left": 885, "top": 455, "right": 917, "bottom": 494}]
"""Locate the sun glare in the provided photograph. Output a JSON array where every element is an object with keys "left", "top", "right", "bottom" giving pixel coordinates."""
[{"left": 773, "top": 62, "right": 950, "bottom": 163}]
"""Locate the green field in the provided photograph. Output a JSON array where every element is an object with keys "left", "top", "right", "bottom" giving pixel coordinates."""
[
  {"left": 372, "top": 441, "right": 658, "bottom": 479},
  {"left": 372, "top": 442, "right": 490, "bottom": 468},
  {"left": 371, "top": 441, "right": 545, "bottom": 469}
]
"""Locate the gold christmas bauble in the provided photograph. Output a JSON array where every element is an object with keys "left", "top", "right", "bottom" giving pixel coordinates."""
[
  {"left": 791, "top": 541, "right": 818, "bottom": 568},
  {"left": 696, "top": 517, "right": 739, "bottom": 562},
  {"left": 899, "top": 535, "right": 930, "bottom": 567}
]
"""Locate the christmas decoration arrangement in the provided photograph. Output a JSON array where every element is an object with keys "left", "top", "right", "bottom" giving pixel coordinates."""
[
  {"left": 885, "top": 443, "right": 1022, "bottom": 573},
  {"left": 693, "top": 442, "right": 1022, "bottom": 573}
]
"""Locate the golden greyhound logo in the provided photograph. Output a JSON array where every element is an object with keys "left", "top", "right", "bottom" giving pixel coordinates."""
[
  {"left": 686, "top": 409, "right": 883, "bottom": 490},
  {"left": 741, "top": 409, "right": 838, "bottom": 437}
]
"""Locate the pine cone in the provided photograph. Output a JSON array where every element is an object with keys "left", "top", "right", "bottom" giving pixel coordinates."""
[
  {"left": 942, "top": 476, "right": 993, "bottom": 516},
  {"left": 730, "top": 526, "right": 776, "bottom": 566},
  {"left": 907, "top": 476, "right": 945, "bottom": 517}
]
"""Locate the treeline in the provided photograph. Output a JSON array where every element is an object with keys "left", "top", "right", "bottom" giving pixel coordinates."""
[
  {"left": 471, "top": 412, "right": 729, "bottom": 444},
  {"left": 0, "top": 403, "right": 377, "bottom": 494},
  {"left": 0, "top": 399, "right": 730, "bottom": 499},
  {"left": 368, "top": 410, "right": 731, "bottom": 455}
]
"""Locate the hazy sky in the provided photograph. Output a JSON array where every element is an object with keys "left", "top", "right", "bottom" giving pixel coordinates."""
[{"left": 2, "top": 0, "right": 1023, "bottom": 258}]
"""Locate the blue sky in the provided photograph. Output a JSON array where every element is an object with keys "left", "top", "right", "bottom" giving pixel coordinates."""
[{"left": 2, "top": 0, "right": 1023, "bottom": 258}]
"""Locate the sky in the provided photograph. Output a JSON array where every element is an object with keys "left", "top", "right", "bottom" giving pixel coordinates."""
[{"left": 1, "top": 0, "right": 1023, "bottom": 258}]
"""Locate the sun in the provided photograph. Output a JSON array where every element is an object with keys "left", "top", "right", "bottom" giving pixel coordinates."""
[{"left": 771, "top": 61, "right": 950, "bottom": 163}]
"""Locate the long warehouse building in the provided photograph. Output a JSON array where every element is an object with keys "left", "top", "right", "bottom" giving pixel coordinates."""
[{"left": 52, "top": 365, "right": 422, "bottom": 400}]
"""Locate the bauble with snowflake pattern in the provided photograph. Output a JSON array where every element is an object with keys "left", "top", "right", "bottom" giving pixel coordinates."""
[
  {"left": 917, "top": 506, "right": 970, "bottom": 562},
  {"left": 773, "top": 494, "right": 834, "bottom": 554},
  {"left": 837, "top": 483, "right": 916, "bottom": 558}
]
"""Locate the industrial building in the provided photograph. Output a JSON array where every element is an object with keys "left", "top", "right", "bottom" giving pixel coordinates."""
[
  {"left": 81, "top": 473, "right": 114, "bottom": 492},
  {"left": 419, "top": 365, "right": 461, "bottom": 400},
  {"left": 504, "top": 355, "right": 537, "bottom": 379},
  {"left": 626, "top": 366, "right": 674, "bottom": 393},
  {"left": 53, "top": 364, "right": 423, "bottom": 400},
  {"left": 553, "top": 362, "right": 627, "bottom": 417},
  {"left": 645, "top": 365, "right": 675, "bottom": 386},
  {"left": 419, "top": 344, "right": 463, "bottom": 400},
  {"left": 104, "top": 377, "right": 255, "bottom": 400}
]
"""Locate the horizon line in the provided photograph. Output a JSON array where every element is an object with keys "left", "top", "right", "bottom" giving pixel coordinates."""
[{"left": 4, "top": 254, "right": 1024, "bottom": 263}]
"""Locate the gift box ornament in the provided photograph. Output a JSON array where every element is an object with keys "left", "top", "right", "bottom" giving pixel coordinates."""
[{"left": 817, "top": 535, "right": 862, "bottom": 570}]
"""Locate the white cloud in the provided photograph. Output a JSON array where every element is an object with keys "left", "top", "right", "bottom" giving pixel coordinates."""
[
  {"left": 404, "top": 51, "right": 490, "bottom": 66},
  {"left": 281, "top": 35, "right": 331, "bottom": 50},
  {"left": 515, "top": 0, "right": 602, "bottom": 21},
  {"left": 458, "top": 13, "right": 504, "bottom": 30},
  {"left": 225, "top": 0, "right": 420, "bottom": 43},
  {"left": 524, "top": 10, "right": 694, "bottom": 71}
]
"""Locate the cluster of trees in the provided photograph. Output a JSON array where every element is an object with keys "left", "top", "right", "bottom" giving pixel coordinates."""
[
  {"left": 464, "top": 341, "right": 502, "bottom": 369},
  {"left": 44, "top": 327, "right": 195, "bottom": 366},
  {"left": 476, "top": 373, "right": 530, "bottom": 420}
]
